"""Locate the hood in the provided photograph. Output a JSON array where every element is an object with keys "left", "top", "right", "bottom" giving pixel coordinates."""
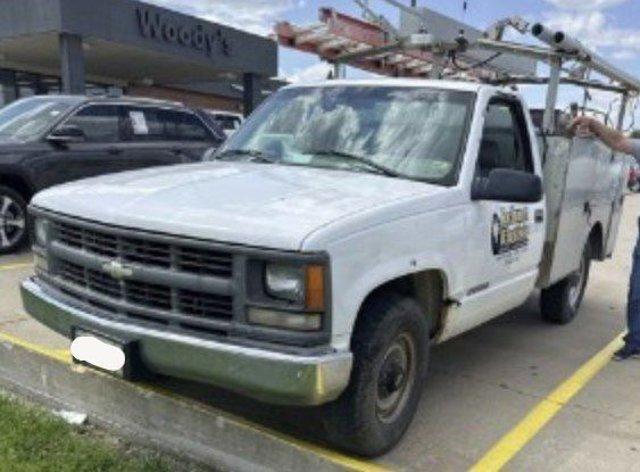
[{"left": 32, "top": 162, "right": 442, "bottom": 250}]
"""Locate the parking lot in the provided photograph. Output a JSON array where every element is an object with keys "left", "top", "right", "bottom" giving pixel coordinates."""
[{"left": 1, "top": 196, "right": 639, "bottom": 471}]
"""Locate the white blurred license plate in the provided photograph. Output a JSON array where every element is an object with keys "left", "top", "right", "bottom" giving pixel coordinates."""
[{"left": 70, "top": 334, "right": 126, "bottom": 374}]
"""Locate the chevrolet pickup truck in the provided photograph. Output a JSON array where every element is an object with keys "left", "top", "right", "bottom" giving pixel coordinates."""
[{"left": 21, "top": 79, "right": 626, "bottom": 456}]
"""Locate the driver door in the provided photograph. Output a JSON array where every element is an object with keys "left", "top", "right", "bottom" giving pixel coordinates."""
[{"left": 464, "top": 97, "right": 546, "bottom": 321}]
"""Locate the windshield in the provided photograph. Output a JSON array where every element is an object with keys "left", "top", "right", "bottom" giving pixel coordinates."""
[
  {"left": 217, "top": 86, "right": 474, "bottom": 184},
  {"left": 0, "top": 96, "right": 81, "bottom": 142}
]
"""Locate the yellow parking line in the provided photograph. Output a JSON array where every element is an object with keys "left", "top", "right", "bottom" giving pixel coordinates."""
[
  {"left": 143, "top": 380, "right": 394, "bottom": 472},
  {"left": 260, "top": 427, "right": 394, "bottom": 472},
  {"left": 0, "top": 261, "right": 33, "bottom": 272},
  {"left": 0, "top": 330, "right": 71, "bottom": 364},
  {"left": 470, "top": 333, "right": 625, "bottom": 471},
  {"left": 0, "top": 330, "right": 393, "bottom": 472}
]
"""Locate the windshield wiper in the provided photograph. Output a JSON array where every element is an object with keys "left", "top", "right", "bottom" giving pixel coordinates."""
[
  {"left": 215, "top": 148, "right": 278, "bottom": 164},
  {"left": 308, "top": 149, "right": 401, "bottom": 178}
]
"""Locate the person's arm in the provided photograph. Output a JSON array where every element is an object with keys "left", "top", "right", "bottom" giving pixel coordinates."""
[{"left": 570, "top": 116, "right": 635, "bottom": 154}]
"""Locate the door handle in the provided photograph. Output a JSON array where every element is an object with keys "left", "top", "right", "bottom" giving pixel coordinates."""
[
  {"left": 535, "top": 209, "right": 544, "bottom": 223},
  {"left": 107, "top": 147, "right": 122, "bottom": 155}
]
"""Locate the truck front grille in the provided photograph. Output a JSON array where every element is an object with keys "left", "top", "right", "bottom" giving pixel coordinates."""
[
  {"left": 56, "top": 221, "right": 232, "bottom": 277},
  {"left": 45, "top": 218, "right": 236, "bottom": 336},
  {"left": 57, "top": 260, "right": 233, "bottom": 319}
]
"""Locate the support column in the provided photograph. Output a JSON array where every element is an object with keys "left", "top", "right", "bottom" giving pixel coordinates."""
[
  {"left": 59, "top": 33, "right": 86, "bottom": 95},
  {"left": 242, "top": 73, "right": 261, "bottom": 117},
  {"left": 0, "top": 69, "right": 16, "bottom": 105}
]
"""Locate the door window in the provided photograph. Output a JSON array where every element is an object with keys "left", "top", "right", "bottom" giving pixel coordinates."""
[
  {"left": 63, "top": 105, "right": 121, "bottom": 143},
  {"left": 477, "top": 100, "right": 534, "bottom": 177},
  {"left": 120, "top": 107, "right": 211, "bottom": 142},
  {"left": 120, "top": 106, "right": 164, "bottom": 142},
  {"left": 162, "top": 110, "right": 212, "bottom": 141}
]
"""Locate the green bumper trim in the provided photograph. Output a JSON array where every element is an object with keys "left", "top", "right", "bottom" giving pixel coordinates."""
[{"left": 21, "top": 279, "right": 352, "bottom": 406}]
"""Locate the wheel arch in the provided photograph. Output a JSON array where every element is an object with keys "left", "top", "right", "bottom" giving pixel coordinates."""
[
  {"left": 0, "top": 171, "right": 35, "bottom": 202},
  {"left": 351, "top": 268, "right": 450, "bottom": 343}
]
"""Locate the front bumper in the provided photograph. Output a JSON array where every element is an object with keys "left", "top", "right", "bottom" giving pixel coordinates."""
[{"left": 21, "top": 278, "right": 352, "bottom": 406}]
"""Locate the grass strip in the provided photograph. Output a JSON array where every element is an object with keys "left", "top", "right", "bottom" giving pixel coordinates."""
[{"left": 0, "top": 394, "right": 172, "bottom": 471}]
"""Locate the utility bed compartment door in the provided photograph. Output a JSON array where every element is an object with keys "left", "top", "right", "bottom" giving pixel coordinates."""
[
  {"left": 604, "top": 156, "right": 627, "bottom": 257},
  {"left": 538, "top": 137, "right": 622, "bottom": 288}
]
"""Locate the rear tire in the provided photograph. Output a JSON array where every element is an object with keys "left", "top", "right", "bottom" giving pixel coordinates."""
[
  {"left": 322, "top": 291, "right": 430, "bottom": 457},
  {"left": 0, "top": 185, "right": 29, "bottom": 255},
  {"left": 541, "top": 239, "right": 592, "bottom": 324}
]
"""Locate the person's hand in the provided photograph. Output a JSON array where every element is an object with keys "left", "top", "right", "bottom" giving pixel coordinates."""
[{"left": 569, "top": 116, "right": 597, "bottom": 138}]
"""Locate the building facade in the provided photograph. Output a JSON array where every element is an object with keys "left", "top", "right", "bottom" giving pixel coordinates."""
[{"left": 0, "top": 0, "right": 280, "bottom": 113}]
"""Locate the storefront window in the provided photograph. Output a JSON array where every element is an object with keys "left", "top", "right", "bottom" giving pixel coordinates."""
[{"left": 0, "top": 68, "right": 120, "bottom": 108}]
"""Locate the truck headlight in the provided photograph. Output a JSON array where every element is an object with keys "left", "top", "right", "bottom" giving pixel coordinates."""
[
  {"left": 252, "top": 263, "right": 326, "bottom": 331},
  {"left": 34, "top": 218, "right": 50, "bottom": 246},
  {"left": 264, "top": 263, "right": 326, "bottom": 310},
  {"left": 265, "top": 263, "right": 305, "bottom": 303}
]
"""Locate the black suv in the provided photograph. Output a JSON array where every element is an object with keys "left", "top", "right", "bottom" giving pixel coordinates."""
[{"left": 0, "top": 95, "right": 224, "bottom": 253}]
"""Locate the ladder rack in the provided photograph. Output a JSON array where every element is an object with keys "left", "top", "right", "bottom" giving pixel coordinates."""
[
  {"left": 275, "top": 8, "right": 450, "bottom": 79},
  {"left": 273, "top": 4, "right": 640, "bottom": 132}
]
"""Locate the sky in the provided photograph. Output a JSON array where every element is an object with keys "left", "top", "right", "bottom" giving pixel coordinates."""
[{"left": 146, "top": 0, "right": 640, "bottom": 128}]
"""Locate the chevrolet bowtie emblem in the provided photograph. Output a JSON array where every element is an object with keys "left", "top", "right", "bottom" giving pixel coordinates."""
[{"left": 102, "top": 260, "right": 133, "bottom": 280}]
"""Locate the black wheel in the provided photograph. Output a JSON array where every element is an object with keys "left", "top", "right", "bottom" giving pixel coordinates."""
[
  {"left": 0, "top": 185, "right": 28, "bottom": 255},
  {"left": 541, "top": 239, "right": 592, "bottom": 324},
  {"left": 322, "top": 291, "right": 430, "bottom": 457}
]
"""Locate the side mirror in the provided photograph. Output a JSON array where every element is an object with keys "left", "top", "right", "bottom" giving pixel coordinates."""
[
  {"left": 472, "top": 168, "right": 543, "bottom": 203},
  {"left": 47, "top": 124, "right": 85, "bottom": 144}
]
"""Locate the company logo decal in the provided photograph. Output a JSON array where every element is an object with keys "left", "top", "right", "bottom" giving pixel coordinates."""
[
  {"left": 137, "top": 7, "right": 232, "bottom": 58},
  {"left": 491, "top": 206, "right": 530, "bottom": 257}
]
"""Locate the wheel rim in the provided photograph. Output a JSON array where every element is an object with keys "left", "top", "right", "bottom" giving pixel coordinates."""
[
  {"left": 0, "top": 194, "right": 26, "bottom": 250},
  {"left": 375, "top": 332, "right": 417, "bottom": 424},
  {"left": 568, "top": 253, "right": 587, "bottom": 309}
]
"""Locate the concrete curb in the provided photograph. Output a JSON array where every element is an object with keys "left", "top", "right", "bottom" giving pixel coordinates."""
[{"left": 0, "top": 335, "right": 389, "bottom": 472}]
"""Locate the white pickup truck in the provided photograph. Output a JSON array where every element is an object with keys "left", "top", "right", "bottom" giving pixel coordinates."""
[{"left": 22, "top": 79, "right": 625, "bottom": 456}]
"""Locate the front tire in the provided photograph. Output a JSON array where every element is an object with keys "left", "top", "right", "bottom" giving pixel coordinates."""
[
  {"left": 322, "top": 291, "right": 430, "bottom": 457},
  {"left": 541, "top": 239, "right": 592, "bottom": 324},
  {"left": 0, "top": 185, "right": 28, "bottom": 255}
]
